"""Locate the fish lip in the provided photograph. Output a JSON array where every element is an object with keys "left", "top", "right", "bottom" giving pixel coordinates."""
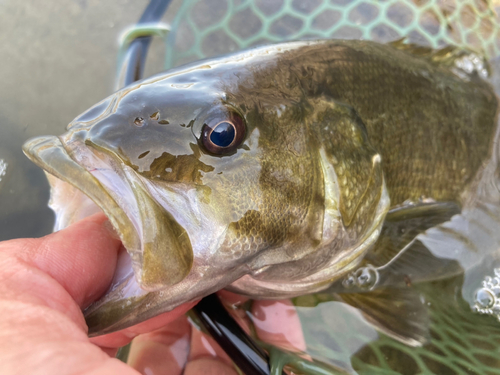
[{"left": 22, "top": 135, "right": 141, "bottom": 255}]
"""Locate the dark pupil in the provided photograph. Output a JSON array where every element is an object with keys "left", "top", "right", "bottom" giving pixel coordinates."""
[{"left": 210, "top": 122, "right": 235, "bottom": 147}]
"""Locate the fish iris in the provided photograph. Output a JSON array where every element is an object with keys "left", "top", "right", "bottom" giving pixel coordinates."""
[{"left": 210, "top": 122, "right": 235, "bottom": 147}]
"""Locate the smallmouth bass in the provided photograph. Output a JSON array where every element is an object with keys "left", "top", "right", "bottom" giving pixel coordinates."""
[{"left": 23, "top": 39, "right": 500, "bottom": 340}]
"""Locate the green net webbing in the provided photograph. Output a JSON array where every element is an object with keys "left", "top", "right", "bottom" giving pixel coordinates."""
[
  {"left": 165, "top": 0, "right": 500, "bottom": 68},
  {"left": 294, "top": 277, "right": 500, "bottom": 374}
]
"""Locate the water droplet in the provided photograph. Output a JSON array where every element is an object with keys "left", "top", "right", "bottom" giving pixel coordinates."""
[{"left": 0, "top": 159, "right": 7, "bottom": 182}]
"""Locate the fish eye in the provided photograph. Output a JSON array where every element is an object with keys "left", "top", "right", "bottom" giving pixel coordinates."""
[{"left": 201, "top": 112, "right": 245, "bottom": 155}]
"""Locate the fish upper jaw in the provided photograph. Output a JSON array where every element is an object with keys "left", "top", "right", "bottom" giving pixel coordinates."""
[
  {"left": 22, "top": 134, "right": 142, "bottom": 259},
  {"left": 62, "top": 130, "right": 198, "bottom": 290}
]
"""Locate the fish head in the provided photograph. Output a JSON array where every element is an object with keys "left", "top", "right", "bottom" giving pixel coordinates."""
[{"left": 22, "top": 43, "right": 389, "bottom": 335}]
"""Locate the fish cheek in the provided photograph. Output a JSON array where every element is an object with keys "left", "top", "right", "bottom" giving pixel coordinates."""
[
  {"left": 311, "top": 98, "right": 386, "bottom": 239},
  {"left": 140, "top": 152, "right": 214, "bottom": 183},
  {"left": 214, "top": 107, "right": 325, "bottom": 265}
]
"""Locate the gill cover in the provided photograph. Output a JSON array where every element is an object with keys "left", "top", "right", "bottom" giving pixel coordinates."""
[{"left": 311, "top": 98, "right": 384, "bottom": 231}]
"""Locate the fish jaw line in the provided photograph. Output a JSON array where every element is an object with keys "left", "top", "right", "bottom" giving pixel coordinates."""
[
  {"left": 23, "top": 135, "right": 157, "bottom": 292},
  {"left": 62, "top": 135, "right": 194, "bottom": 291},
  {"left": 140, "top": 177, "right": 230, "bottom": 266},
  {"left": 24, "top": 134, "right": 185, "bottom": 292},
  {"left": 59, "top": 134, "right": 147, "bottom": 279},
  {"left": 23, "top": 134, "right": 234, "bottom": 335}
]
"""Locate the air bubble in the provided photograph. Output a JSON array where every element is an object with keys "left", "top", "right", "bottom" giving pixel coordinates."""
[
  {"left": 355, "top": 266, "right": 379, "bottom": 290},
  {"left": 342, "top": 265, "right": 379, "bottom": 291},
  {"left": 475, "top": 288, "right": 495, "bottom": 309},
  {"left": 342, "top": 275, "right": 355, "bottom": 288},
  {"left": 492, "top": 286, "right": 500, "bottom": 297},
  {"left": 453, "top": 53, "right": 489, "bottom": 79},
  {"left": 472, "top": 268, "right": 500, "bottom": 320}
]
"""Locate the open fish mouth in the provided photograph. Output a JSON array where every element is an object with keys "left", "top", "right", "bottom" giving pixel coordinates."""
[{"left": 22, "top": 134, "right": 194, "bottom": 335}]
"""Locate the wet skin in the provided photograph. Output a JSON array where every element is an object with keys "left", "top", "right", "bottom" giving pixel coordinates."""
[{"left": 23, "top": 40, "right": 499, "bottom": 335}]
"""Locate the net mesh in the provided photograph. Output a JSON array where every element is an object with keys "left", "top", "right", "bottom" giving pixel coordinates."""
[
  {"left": 165, "top": 0, "right": 500, "bottom": 68},
  {"left": 293, "top": 277, "right": 500, "bottom": 374}
]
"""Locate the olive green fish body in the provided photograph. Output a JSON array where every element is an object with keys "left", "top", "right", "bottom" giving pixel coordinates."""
[
  {"left": 22, "top": 40, "right": 500, "bottom": 335},
  {"left": 230, "top": 40, "right": 498, "bottom": 205}
]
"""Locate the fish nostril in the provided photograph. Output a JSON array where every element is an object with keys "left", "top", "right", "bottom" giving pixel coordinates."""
[{"left": 133, "top": 117, "right": 145, "bottom": 127}]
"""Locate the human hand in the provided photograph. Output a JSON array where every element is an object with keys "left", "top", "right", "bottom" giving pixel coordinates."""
[{"left": 0, "top": 213, "right": 305, "bottom": 375}]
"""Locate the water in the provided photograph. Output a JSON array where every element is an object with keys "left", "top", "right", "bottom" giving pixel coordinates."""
[
  {"left": 0, "top": 0, "right": 173, "bottom": 240},
  {"left": 4, "top": 0, "right": 500, "bottom": 374}
]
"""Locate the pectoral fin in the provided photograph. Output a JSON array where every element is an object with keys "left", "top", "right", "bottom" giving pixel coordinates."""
[
  {"left": 366, "top": 201, "right": 461, "bottom": 266},
  {"left": 322, "top": 202, "right": 466, "bottom": 346},
  {"left": 340, "top": 288, "right": 429, "bottom": 347},
  {"left": 328, "top": 202, "right": 463, "bottom": 294}
]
